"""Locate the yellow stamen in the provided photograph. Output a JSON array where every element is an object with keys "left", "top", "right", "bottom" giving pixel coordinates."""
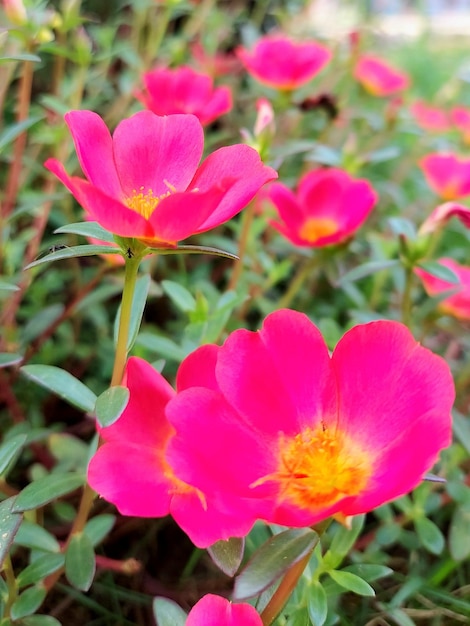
[
  {"left": 126, "top": 186, "right": 172, "bottom": 220},
  {"left": 299, "top": 217, "right": 338, "bottom": 243},
  {"left": 258, "top": 425, "right": 371, "bottom": 510}
]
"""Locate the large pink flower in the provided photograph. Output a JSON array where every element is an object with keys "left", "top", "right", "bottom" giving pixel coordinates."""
[
  {"left": 236, "top": 35, "right": 331, "bottom": 90},
  {"left": 186, "top": 595, "right": 262, "bottom": 626},
  {"left": 166, "top": 310, "right": 454, "bottom": 529},
  {"left": 420, "top": 153, "right": 470, "bottom": 200},
  {"left": 87, "top": 357, "right": 267, "bottom": 548},
  {"left": 45, "top": 111, "right": 277, "bottom": 247},
  {"left": 354, "top": 55, "right": 410, "bottom": 97},
  {"left": 135, "top": 66, "right": 232, "bottom": 126},
  {"left": 266, "top": 168, "right": 377, "bottom": 247},
  {"left": 415, "top": 257, "right": 470, "bottom": 320}
]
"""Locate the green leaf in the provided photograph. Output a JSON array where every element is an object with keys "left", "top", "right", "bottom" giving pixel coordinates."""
[
  {"left": 152, "top": 597, "right": 186, "bottom": 626},
  {"left": 17, "top": 553, "right": 65, "bottom": 588},
  {"left": 135, "top": 333, "right": 187, "bottom": 362},
  {"left": 415, "top": 516, "right": 445, "bottom": 555},
  {"left": 14, "top": 520, "right": 60, "bottom": 553},
  {"left": 452, "top": 409, "right": 470, "bottom": 456},
  {"left": 22, "top": 304, "right": 64, "bottom": 344},
  {"left": 149, "top": 244, "right": 238, "bottom": 261},
  {"left": 207, "top": 537, "right": 245, "bottom": 577},
  {"left": 12, "top": 472, "right": 84, "bottom": 512},
  {"left": 328, "top": 570, "right": 375, "bottom": 596},
  {"left": 95, "top": 386, "right": 129, "bottom": 428},
  {"left": 338, "top": 260, "right": 399, "bottom": 284},
  {"left": 388, "top": 217, "right": 417, "bottom": 240},
  {"left": 20, "top": 616, "right": 62, "bottom": 626},
  {"left": 0, "top": 352, "right": 23, "bottom": 368},
  {"left": 84, "top": 514, "right": 115, "bottom": 547},
  {"left": 416, "top": 260, "right": 460, "bottom": 284},
  {"left": 343, "top": 563, "right": 393, "bottom": 582},
  {"left": 114, "top": 274, "right": 150, "bottom": 351},
  {"left": 0, "top": 53, "right": 42, "bottom": 63},
  {"left": 54, "top": 221, "right": 116, "bottom": 244},
  {"left": 65, "top": 532, "right": 96, "bottom": 591},
  {"left": 24, "top": 245, "right": 121, "bottom": 269},
  {"left": 0, "top": 281, "right": 20, "bottom": 292},
  {"left": 0, "top": 115, "right": 43, "bottom": 153},
  {"left": 233, "top": 528, "right": 318, "bottom": 600},
  {"left": 366, "top": 145, "right": 401, "bottom": 163},
  {"left": 307, "top": 581, "right": 328, "bottom": 626},
  {"left": 0, "top": 433, "right": 27, "bottom": 475},
  {"left": 10, "top": 585, "right": 47, "bottom": 620},
  {"left": 324, "top": 516, "right": 365, "bottom": 569},
  {"left": 0, "top": 497, "right": 23, "bottom": 568},
  {"left": 20, "top": 365, "right": 97, "bottom": 413},
  {"left": 449, "top": 506, "right": 470, "bottom": 561},
  {"left": 161, "top": 280, "right": 196, "bottom": 313}
]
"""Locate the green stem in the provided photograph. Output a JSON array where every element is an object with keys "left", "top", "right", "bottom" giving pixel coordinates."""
[
  {"left": 279, "top": 254, "right": 319, "bottom": 309},
  {"left": 3, "top": 554, "right": 18, "bottom": 617},
  {"left": 111, "top": 256, "right": 141, "bottom": 386},
  {"left": 228, "top": 202, "right": 255, "bottom": 292},
  {"left": 401, "top": 264, "right": 414, "bottom": 328}
]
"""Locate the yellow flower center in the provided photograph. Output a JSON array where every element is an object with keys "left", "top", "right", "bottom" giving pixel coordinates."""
[
  {"left": 126, "top": 186, "right": 172, "bottom": 220},
  {"left": 299, "top": 217, "right": 338, "bottom": 243},
  {"left": 267, "top": 425, "right": 371, "bottom": 510}
]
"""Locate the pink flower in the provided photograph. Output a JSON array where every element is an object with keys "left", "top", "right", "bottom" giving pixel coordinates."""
[
  {"left": 266, "top": 168, "right": 377, "bottom": 247},
  {"left": 135, "top": 66, "right": 232, "bottom": 126},
  {"left": 87, "top": 357, "right": 266, "bottom": 548},
  {"left": 186, "top": 595, "right": 262, "bottom": 626},
  {"left": 415, "top": 257, "right": 470, "bottom": 320},
  {"left": 354, "top": 55, "right": 410, "bottom": 97},
  {"left": 420, "top": 153, "right": 470, "bottom": 200},
  {"left": 410, "top": 101, "right": 449, "bottom": 132},
  {"left": 166, "top": 310, "right": 454, "bottom": 529},
  {"left": 451, "top": 106, "right": 470, "bottom": 143},
  {"left": 419, "top": 202, "right": 470, "bottom": 235},
  {"left": 236, "top": 35, "right": 331, "bottom": 90},
  {"left": 191, "top": 41, "right": 242, "bottom": 78},
  {"left": 45, "top": 111, "right": 277, "bottom": 247}
]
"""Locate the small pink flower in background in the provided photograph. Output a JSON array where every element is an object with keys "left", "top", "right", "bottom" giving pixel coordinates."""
[
  {"left": 87, "top": 357, "right": 266, "bottom": 548},
  {"left": 3, "top": 0, "right": 27, "bottom": 24},
  {"left": 167, "top": 309, "right": 454, "bottom": 529},
  {"left": 415, "top": 258, "right": 470, "bottom": 320},
  {"left": 191, "top": 41, "right": 241, "bottom": 78},
  {"left": 135, "top": 65, "right": 232, "bottom": 126},
  {"left": 266, "top": 168, "right": 377, "bottom": 247},
  {"left": 45, "top": 110, "right": 276, "bottom": 247},
  {"left": 420, "top": 153, "right": 470, "bottom": 200},
  {"left": 410, "top": 101, "right": 449, "bottom": 132},
  {"left": 354, "top": 55, "right": 410, "bottom": 97},
  {"left": 254, "top": 98, "right": 275, "bottom": 138},
  {"left": 186, "top": 594, "right": 262, "bottom": 626},
  {"left": 451, "top": 106, "right": 470, "bottom": 143},
  {"left": 419, "top": 201, "right": 470, "bottom": 235},
  {"left": 236, "top": 34, "right": 332, "bottom": 90}
]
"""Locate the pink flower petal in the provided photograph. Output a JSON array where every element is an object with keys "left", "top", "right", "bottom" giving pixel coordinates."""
[
  {"left": 419, "top": 202, "right": 470, "bottom": 235},
  {"left": 64, "top": 110, "right": 123, "bottom": 199},
  {"left": 112, "top": 111, "right": 204, "bottom": 198},
  {"left": 186, "top": 595, "right": 263, "bottom": 626},
  {"left": 176, "top": 344, "right": 220, "bottom": 392}
]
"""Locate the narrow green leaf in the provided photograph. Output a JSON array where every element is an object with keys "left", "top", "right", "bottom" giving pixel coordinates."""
[
  {"left": 20, "top": 365, "right": 97, "bottom": 413},
  {"left": 0, "top": 115, "right": 43, "bottom": 152},
  {"left": 149, "top": 244, "right": 238, "bottom": 261},
  {"left": 12, "top": 472, "right": 84, "bottom": 512},
  {"left": 152, "top": 597, "right": 186, "bottom": 626},
  {"left": 415, "top": 516, "right": 445, "bottom": 555},
  {"left": 453, "top": 409, "right": 470, "bottom": 456},
  {"left": 0, "top": 352, "right": 23, "bottom": 368},
  {"left": 416, "top": 260, "right": 460, "bottom": 284},
  {"left": 0, "top": 497, "right": 23, "bottom": 568},
  {"left": 114, "top": 274, "right": 151, "bottom": 351},
  {"left": 307, "top": 581, "right": 328, "bottom": 626},
  {"left": 233, "top": 528, "right": 318, "bottom": 600},
  {"left": 161, "top": 280, "right": 196, "bottom": 313},
  {"left": 338, "top": 260, "right": 399, "bottom": 284},
  {"left": 84, "top": 514, "right": 115, "bottom": 547},
  {"left": 343, "top": 563, "right": 393, "bottom": 582},
  {"left": 54, "top": 221, "right": 116, "bottom": 244},
  {"left": 207, "top": 537, "right": 245, "bottom": 577},
  {"left": 0, "top": 281, "right": 20, "bottom": 292},
  {"left": 95, "top": 386, "right": 129, "bottom": 428},
  {"left": 328, "top": 570, "right": 375, "bottom": 596},
  {"left": 388, "top": 217, "right": 417, "bottom": 240},
  {"left": 24, "top": 244, "right": 121, "bottom": 269},
  {"left": 14, "top": 520, "right": 60, "bottom": 553},
  {"left": 17, "top": 553, "right": 65, "bottom": 588},
  {"left": 0, "top": 433, "right": 27, "bottom": 474},
  {"left": 65, "top": 532, "right": 96, "bottom": 591},
  {"left": 10, "top": 585, "right": 47, "bottom": 620},
  {"left": 324, "top": 515, "right": 365, "bottom": 569},
  {"left": 21, "top": 616, "right": 62, "bottom": 626},
  {"left": 449, "top": 506, "right": 470, "bottom": 561},
  {"left": 135, "top": 333, "right": 187, "bottom": 362},
  {"left": 0, "top": 53, "right": 42, "bottom": 63}
]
